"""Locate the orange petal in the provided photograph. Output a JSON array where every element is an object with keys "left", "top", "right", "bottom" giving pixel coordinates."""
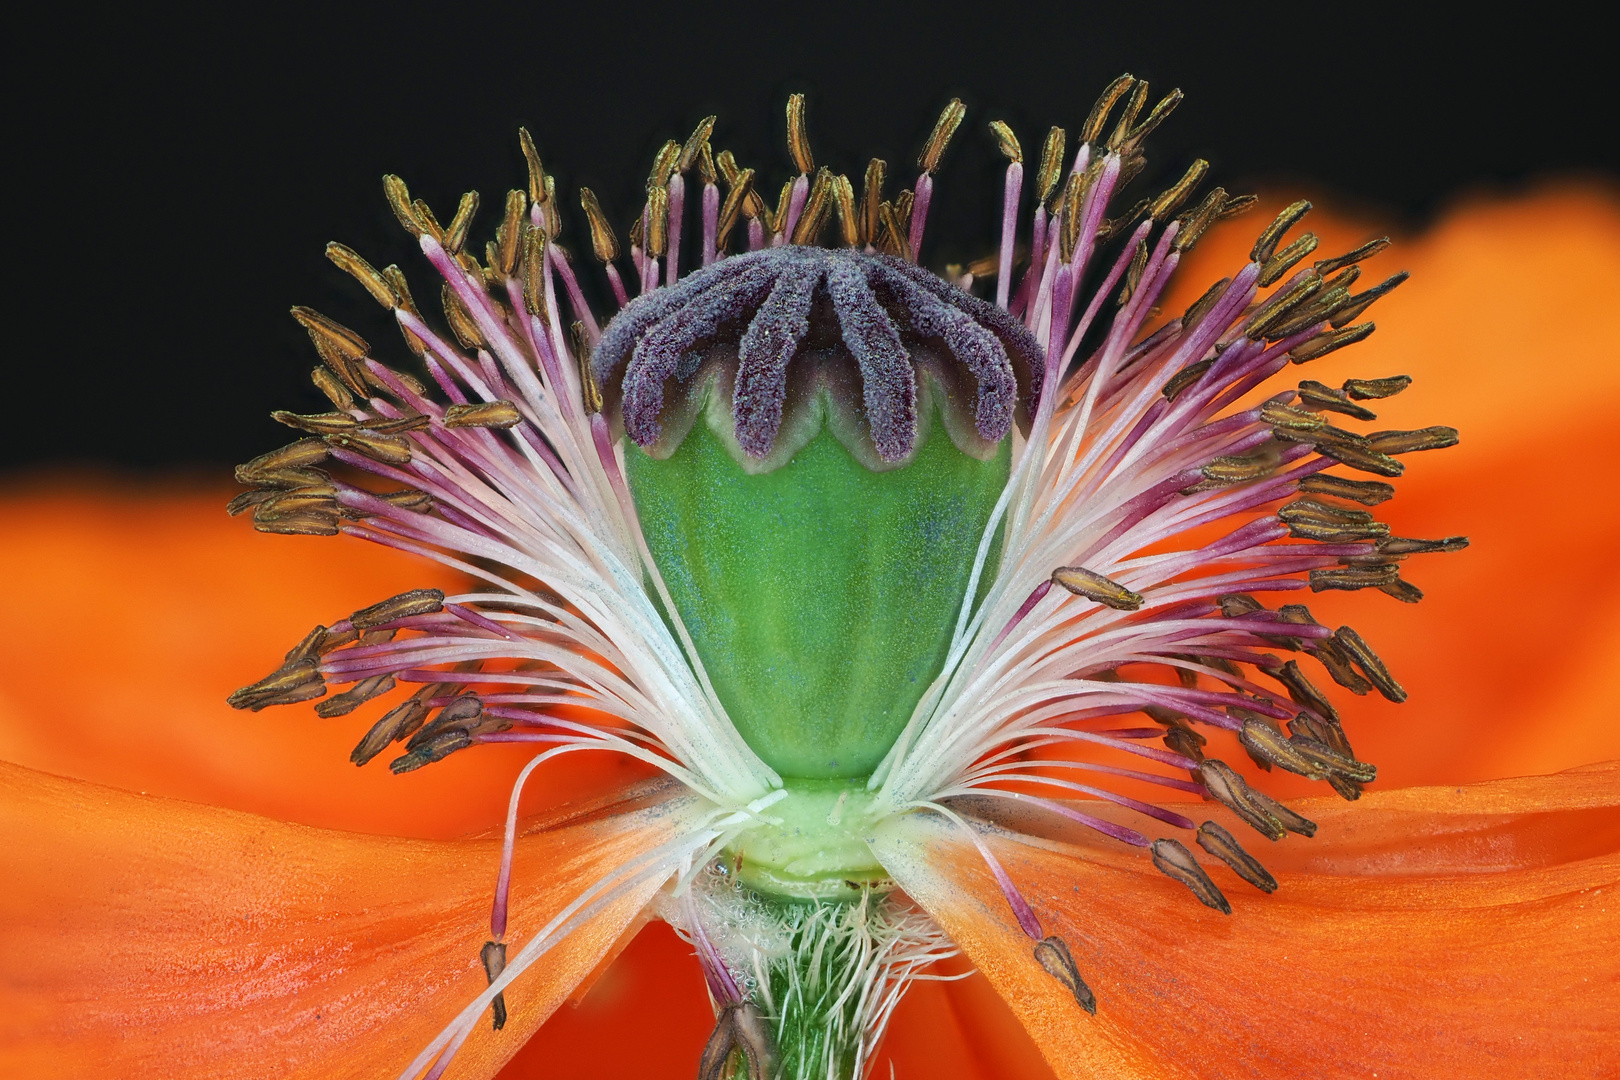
[
  {"left": 1161, "top": 185, "right": 1620, "bottom": 790},
  {"left": 0, "top": 478, "right": 652, "bottom": 838},
  {"left": 0, "top": 761, "right": 703, "bottom": 1079},
  {"left": 873, "top": 762, "right": 1620, "bottom": 1079}
]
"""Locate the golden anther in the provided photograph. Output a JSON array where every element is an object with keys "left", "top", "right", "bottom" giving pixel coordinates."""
[
  {"left": 861, "top": 158, "right": 886, "bottom": 247},
  {"left": 518, "top": 127, "right": 547, "bottom": 206},
  {"left": 832, "top": 173, "right": 858, "bottom": 247},
  {"left": 679, "top": 116, "right": 717, "bottom": 174},
  {"left": 325, "top": 243, "right": 397, "bottom": 309},
  {"left": 988, "top": 120, "right": 1022, "bottom": 164},
  {"left": 786, "top": 93, "right": 814, "bottom": 174},
  {"left": 444, "top": 191, "right": 480, "bottom": 255},
  {"left": 495, "top": 189, "right": 527, "bottom": 276},
  {"left": 579, "top": 188, "right": 620, "bottom": 263},
  {"left": 918, "top": 98, "right": 966, "bottom": 173},
  {"left": 1081, "top": 74, "right": 1134, "bottom": 145},
  {"left": 1036, "top": 126, "right": 1066, "bottom": 205}
]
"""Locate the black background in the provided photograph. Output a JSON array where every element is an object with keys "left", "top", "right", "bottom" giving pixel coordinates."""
[{"left": 10, "top": 2, "right": 1612, "bottom": 473}]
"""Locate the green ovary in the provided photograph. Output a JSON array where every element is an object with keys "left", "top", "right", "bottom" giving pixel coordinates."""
[{"left": 626, "top": 417, "right": 1009, "bottom": 781}]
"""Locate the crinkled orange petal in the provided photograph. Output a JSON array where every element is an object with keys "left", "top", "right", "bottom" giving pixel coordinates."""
[
  {"left": 0, "top": 762, "right": 702, "bottom": 1080},
  {"left": 873, "top": 762, "right": 1620, "bottom": 1080}
]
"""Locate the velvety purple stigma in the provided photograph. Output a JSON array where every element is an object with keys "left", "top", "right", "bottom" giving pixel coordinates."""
[{"left": 593, "top": 246, "right": 1044, "bottom": 463}]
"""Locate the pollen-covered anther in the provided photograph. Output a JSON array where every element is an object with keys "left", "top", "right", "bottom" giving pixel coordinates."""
[
  {"left": 1239, "top": 719, "right": 1376, "bottom": 784},
  {"left": 313, "top": 673, "right": 395, "bottom": 718},
  {"left": 443, "top": 401, "right": 523, "bottom": 429},
  {"left": 1198, "top": 759, "right": 1317, "bottom": 841},
  {"left": 227, "top": 659, "right": 325, "bottom": 712},
  {"left": 1033, "top": 935, "right": 1097, "bottom": 1015},
  {"left": 1051, "top": 566, "right": 1144, "bottom": 611},
  {"left": 348, "top": 588, "right": 445, "bottom": 631},
  {"left": 1150, "top": 838, "right": 1230, "bottom": 914},
  {"left": 1195, "top": 821, "right": 1278, "bottom": 893}
]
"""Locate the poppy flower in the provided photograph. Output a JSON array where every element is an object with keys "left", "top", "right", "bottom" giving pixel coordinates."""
[{"left": 2, "top": 82, "right": 1618, "bottom": 1080}]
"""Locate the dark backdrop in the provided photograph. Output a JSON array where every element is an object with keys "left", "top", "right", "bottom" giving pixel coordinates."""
[{"left": 11, "top": 2, "right": 1612, "bottom": 472}]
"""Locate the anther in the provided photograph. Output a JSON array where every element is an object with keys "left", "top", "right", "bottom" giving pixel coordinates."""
[
  {"left": 443, "top": 191, "right": 479, "bottom": 255},
  {"left": 311, "top": 366, "right": 354, "bottom": 410},
  {"left": 1297, "top": 473, "right": 1394, "bottom": 505},
  {"left": 480, "top": 941, "right": 508, "bottom": 1032},
  {"left": 441, "top": 284, "right": 487, "bottom": 350},
  {"left": 522, "top": 226, "right": 548, "bottom": 319},
  {"left": 1257, "top": 231, "right": 1320, "bottom": 287},
  {"left": 325, "top": 242, "right": 398, "bottom": 309},
  {"left": 272, "top": 410, "right": 356, "bottom": 436},
  {"left": 1332, "top": 625, "right": 1408, "bottom": 703},
  {"left": 1330, "top": 271, "right": 1409, "bottom": 328},
  {"left": 350, "top": 588, "right": 445, "bottom": 631},
  {"left": 1052, "top": 566, "right": 1144, "bottom": 611},
  {"left": 1251, "top": 199, "right": 1312, "bottom": 265},
  {"left": 1148, "top": 159, "right": 1208, "bottom": 222},
  {"left": 1240, "top": 719, "right": 1375, "bottom": 783},
  {"left": 1261, "top": 401, "right": 1327, "bottom": 433},
  {"left": 1105, "top": 79, "right": 1150, "bottom": 150},
  {"left": 1173, "top": 186, "right": 1230, "bottom": 254},
  {"left": 1308, "top": 636, "right": 1373, "bottom": 695},
  {"left": 1368, "top": 426, "right": 1460, "bottom": 455},
  {"left": 1035, "top": 127, "right": 1066, "bottom": 207},
  {"left": 350, "top": 683, "right": 443, "bottom": 766},
  {"left": 314, "top": 674, "right": 396, "bottom": 718},
  {"left": 444, "top": 401, "right": 523, "bottom": 429},
  {"left": 1377, "top": 536, "right": 1470, "bottom": 556},
  {"left": 252, "top": 491, "right": 341, "bottom": 536},
  {"left": 1344, "top": 374, "right": 1412, "bottom": 400},
  {"left": 517, "top": 127, "right": 547, "bottom": 207},
  {"left": 1310, "top": 564, "right": 1400, "bottom": 592},
  {"left": 1314, "top": 441, "right": 1404, "bottom": 478},
  {"left": 919, "top": 98, "right": 966, "bottom": 173},
  {"left": 325, "top": 430, "right": 412, "bottom": 466},
  {"left": 1081, "top": 75, "right": 1133, "bottom": 145},
  {"left": 1313, "top": 237, "right": 1391, "bottom": 277},
  {"left": 383, "top": 174, "right": 426, "bottom": 237},
  {"left": 1161, "top": 358, "right": 1214, "bottom": 401},
  {"left": 645, "top": 186, "right": 670, "bottom": 258},
  {"left": 227, "top": 659, "right": 325, "bottom": 711},
  {"left": 1196, "top": 821, "right": 1277, "bottom": 893},
  {"left": 860, "top": 158, "right": 886, "bottom": 246},
  {"left": 831, "top": 174, "right": 858, "bottom": 247},
  {"left": 1180, "top": 277, "right": 1230, "bottom": 331},
  {"left": 1033, "top": 936, "right": 1097, "bottom": 1014},
  {"left": 786, "top": 94, "right": 814, "bottom": 174},
  {"left": 1201, "top": 447, "right": 1277, "bottom": 485},
  {"left": 1290, "top": 322, "right": 1375, "bottom": 363},
  {"left": 716, "top": 168, "right": 755, "bottom": 254},
  {"left": 790, "top": 168, "right": 834, "bottom": 245},
  {"left": 1119, "top": 88, "right": 1183, "bottom": 154},
  {"left": 679, "top": 116, "right": 717, "bottom": 175},
  {"left": 1151, "top": 838, "right": 1230, "bottom": 914},
  {"left": 1248, "top": 271, "right": 1325, "bottom": 339},
  {"left": 236, "top": 439, "right": 330, "bottom": 485},
  {"left": 989, "top": 120, "right": 1022, "bottom": 163},
  {"left": 579, "top": 188, "right": 619, "bottom": 264},
  {"left": 1295, "top": 379, "right": 1377, "bottom": 420},
  {"left": 403, "top": 695, "right": 488, "bottom": 752},
  {"left": 291, "top": 306, "right": 370, "bottom": 394},
  {"left": 390, "top": 729, "right": 473, "bottom": 774},
  {"left": 1198, "top": 759, "right": 1317, "bottom": 841}
]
